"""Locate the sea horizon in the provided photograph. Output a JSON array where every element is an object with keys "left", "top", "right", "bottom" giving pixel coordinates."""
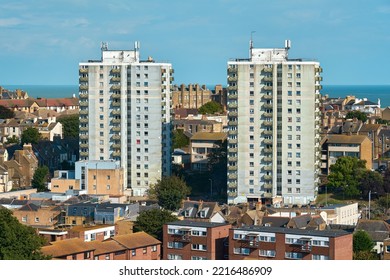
[{"left": 2, "top": 84, "right": 390, "bottom": 107}]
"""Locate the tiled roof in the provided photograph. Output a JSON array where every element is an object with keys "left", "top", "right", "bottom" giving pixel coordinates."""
[
  {"left": 90, "top": 240, "right": 126, "bottom": 255},
  {"left": 325, "top": 134, "right": 369, "bottom": 144},
  {"left": 190, "top": 132, "right": 227, "bottom": 141},
  {"left": 167, "top": 220, "right": 230, "bottom": 228},
  {"left": 111, "top": 232, "right": 161, "bottom": 249},
  {"left": 41, "top": 238, "right": 95, "bottom": 257}
]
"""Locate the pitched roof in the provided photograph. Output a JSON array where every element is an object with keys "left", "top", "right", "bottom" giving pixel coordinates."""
[
  {"left": 41, "top": 238, "right": 95, "bottom": 257},
  {"left": 325, "top": 134, "right": 370, "bottom": 144},
  {"left": 261, "top": 216, "right": 290, "bottom": 227},
  {"left": 90, "top": 240, "right": 127, "bottom": 255},
  {"left": 110, "top": 232, "right": 161, "bottom": 249},
  {"left": 190, "top": 132, "right": 227, "bottom": 141}
]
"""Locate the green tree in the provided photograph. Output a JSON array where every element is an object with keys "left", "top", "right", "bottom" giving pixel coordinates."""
[
  {"left": 172, "top": 129, "right": 189, "bottom": 149},
  {"left": 346, "top": 111, "right": 368, "bottom": 123},
  {"left": 5, "top": 135, "right": 20, "bottom": 145},
  {"left": 148, "top": 176, "right": 191, "bottom": 211},
  {"left": 133, "top": 208, "right": 178, "bottom": 241},
  {"left": 198, "top": 101, "right": 223, "bottom": 115},
  {"left": 359, "top": 170, "right": 384, "bottom": 198},
  {"left": 0, "top": 105, "right": 15, "bottom": 119},
  {"left": 327, "top": 156, "right": 366, "bottom": 197},
  {"left": 0, "top": 207, "right": 49, "bottom": 259},
  {"left": 58, "top": 115, "right": 79, "bottom": 138},
  {"left": 353, "top": 230, "right": 377, "bottom": 260},
  {"left": 21, "top": 127, "right": 41, "bottom": 145},
  {"left": 32, "top": 166, "right": 49, "bottom": 192}
]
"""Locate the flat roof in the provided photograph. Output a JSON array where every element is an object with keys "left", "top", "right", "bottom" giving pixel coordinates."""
[
  {"left": 167, "top": 220, "right": 230, "bottom": 228},
  {"left": 233, "top": 226, "right": 351, "bottom": 238}
]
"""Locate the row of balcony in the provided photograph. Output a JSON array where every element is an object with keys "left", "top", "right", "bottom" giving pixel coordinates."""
[
  {"left": 228, "top": 76, "right": 238, "bottom": 82},
  {"left": 79, "top": 76, "right": 88, "bottom": 82},
  {"left": 79, "top": 93, "right": 88, "bottom": 99}
]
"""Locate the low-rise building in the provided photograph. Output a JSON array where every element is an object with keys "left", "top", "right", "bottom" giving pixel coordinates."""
[
  {"left": 229, "top": 226, "right": 353, "bottom": 260},
  {"left": 320, "top": 134, "right": 372, "bottom": 174},
  {"left": 190, "top": 132, "right": 227, "bottom": 171},
  {"left": 163, "top": 220, "right": 231, "bottom": 260}
]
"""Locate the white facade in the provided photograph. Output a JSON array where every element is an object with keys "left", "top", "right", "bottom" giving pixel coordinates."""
[
  {"left": 227, "top": 41, "right": 322, "bottom": 205},
  {"left": 79, "top": 43, "right": 173, "bottom": 196}
]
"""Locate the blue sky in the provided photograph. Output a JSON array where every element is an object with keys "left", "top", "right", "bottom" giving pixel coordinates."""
[{"left": 1, "top": 0, "right": 389, "bottom": 86}]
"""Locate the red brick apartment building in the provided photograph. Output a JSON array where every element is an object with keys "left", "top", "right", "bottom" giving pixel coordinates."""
[
  {"left": 229, "top": 226, "right": 352, "bottom": 260},
  {"left": 163, "top": 220, "right": 231, "bottom": 260}
]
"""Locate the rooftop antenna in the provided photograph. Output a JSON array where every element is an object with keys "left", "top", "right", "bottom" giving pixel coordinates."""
[
  {"left": 101, "top": 42, "right": 108, "bottom": 51},
  {"left": 250, "top": 31, "right": 256, "bottom": 58}
]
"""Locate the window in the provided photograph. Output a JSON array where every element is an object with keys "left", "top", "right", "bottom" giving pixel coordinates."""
[
  {"left": 167, "top": 254, "right": 182, "bottom": 260},
  {"left": 287, "top": 188, "right": 292, "bottom": 193},
  {"left": 131, "top": 250, "right": 136, "bottom": 256},
  {"left": 152, "top": 245, "right": 157, "bottom": 252},
  {"left": 191, "top": 244, "right": 207, "bottom": 251},
  {"left": 35, "top": 217, "right": 39, "bottom": 223},
  {"left": 288, "top": 90, "right": 292, "bottom": 96},
  {"left": 312, "top": 255, "right": 329, "bottom": 260},
  {"left": 288, "top": 135, "right": 292, "bottom": 140},
  {"left": 106, "top": 185, "right": 110, "bottom": 190},
  {"left": 296, "top": 152, "right": 301, "bottom": 158},
  {"left": 296, "top": 135, "right": 301, "bottom": 140},
  {"left": 296, "top": 179, "right": 301, "bottom": 185},
  {"left": 192, "top": 230, "right": 207, "bottom": 236},
  {"left": 233, "top": 247, "right": 250, "bottom": 255},
  {"left": 259, "top": 250, "right": 276, "bottom": 257},
  {"left": 259, "top": 235, "right": 275, "bottom": 242},
  {"left": 191, "top": 256, "right": 208, "bottom": 260},
  {"left": 296, "top": 188, "right": 301, "bottom": 193},
  {"left": 285, "top": 252, "right": 303, "bottom": 259}
]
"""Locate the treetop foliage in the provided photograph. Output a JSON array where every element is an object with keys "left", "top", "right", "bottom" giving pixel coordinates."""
[{"left": 198, "top": 101, "right": 223, "bottom": 115}]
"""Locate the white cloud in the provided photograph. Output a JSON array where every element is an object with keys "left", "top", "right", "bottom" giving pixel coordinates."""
[{"left": 0, "top": 18, "right": 24, "bottom": 27}]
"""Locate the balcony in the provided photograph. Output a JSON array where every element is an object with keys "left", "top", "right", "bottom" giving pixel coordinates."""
[
  {"left": 79, "top": 76, "right": 88, "bottom": 82},
  {"left": 228, "top": 76, "right": 238, "bottom": 82},
  {"left": 229, "top": 138, "right": 237, "bottom": 144},
  {"left": 111, "top": 118, "right": 121, "bottom": 124},
  {"left": 228, "top": 181, "right": 237, "bottom": 187},
  {"left": 262, "top": 130, "right": 273, "bottom": 136},
  {"left": 228, "top": 111, "right": 238, "bottom": 117},
  {"left": 80, "top": 118, "right": 88, "bottom": 123},
  {"left": 110, "top": 68, "right": 121, "bottom": 74},
  {"left": 263, "top": 112, "right": 273, "bottom": 118},
  {"left": 262, "top": 94, "right": 273, "bottom": 100},
  {"left": 80, "top": 152, "right": 89, "bottom": 157},
  {"left": 263, "top": 166, "right": 272, "bottom": 171},
  {"left": 227, "top": 67, "right": 238, "bottom": 73},
  {"left": 264, "top": 183, "right": 273, "bottom": 189},
  {"left": 263, "top": 67, "right": 273, "bottom": 73},
  {"left": 263, "top": 86, "right": 273, "bottom": 91},
  {"left": 79, "top": 85, "right": 88, "bottom": 91},
  {"left": 315, "top": 67, "right": 323, "bottom": 73},
  {"left": 263, "top": 104, "right": 273, "bottom": 109},
  {"left": 111, "top": 126, "right": 121, "bottom": 132},
  {"left": 264, "top": 175, "right": 273, "bottom": 180},
  {"left": 228, "top": 130, "right": 237, "bottom": 135},
  {"left": 79, "top": 143, "right": 88, "bottom": 148},
  {"left": 80, "top": 135, "right": 88, "bottom": 140},
  {"left": 315, "top": 76, "right": 323, "bottom": 81},
  {"left": 264, "top": 148, "right": 273, "bottom": 154},
  {"left": 111, "top": 93, "right": 121, "bottom": 99},
  {"left": 79, "top": 127, "right": 88, "bottom": 132},
  {"left": 228, "top": 192, "right": 237, "bottom": 197},
  {"left": 79, "top": 68, "right": 88, "bottom": 74},
  {"left": 263, "top": 139, "right": 273, "bottom": 145},
  {"left": 228, "top": 147, "right": 237, "bottom": 153},
  {"left": 111, "top": 134, "right": 121, "bottom": 140},
  {"left": 110, "top": 77, "right": 121, "bottom": 83},
  {"left": 229, "top": 156, "right": 238, "bottom": 162},
  {"left": 228, "top": 103, "right": 238, "bottom": 109},
  {"left": 228, "top": 94, "right": 238, "bottom": 99},
  {"left": 315, "top": 85, "right": 322, "bottom": 90},
  {"left": 228, "top": 166, "right": 237, "bottom": 171},
  {"left": 79, "top": 93, "right": 88, "bottom": 99},
  {"left": 173, "top": 234, "right": 191, "bottom": 243},
  {"left": 79, "top": 101, "right": 89, "bottom": 107},
  {"left": 79, "top": 110, "right": 88, "bottom": 115},
  {"left": 112, "top": 143, "right": 121, "bottom": 149},
  {"left": 263, "top": 121, "right": 273, "bottom": 126},
  {"left": 111, "top": 85, "right": 121, "bottom": 91},
  {"left": 111, "top": 110, "right": 121, "bottom": 115},
  {"left": 263, "top": 192, "right": 272, "bottom": 198},
  {"left": 228, "top": 173, "right": 237, "bottom": 180},
  {"left": 228, "top": 85, "right": 238, "bottom": 91},
  {"left": 263, "top": 156, "right": 273, "bottom": 162},
  {"left": 112, "top": 101, "right": 121, "bottom": 107},
  {"left": 112, "top": 151, "right": 121, "bottom": 157},
  {"left": 263, "top": 76, "right": 273, "bottom": 82},
  {"left": 228, "top": 120, "right": 238, "bottom": 126}
]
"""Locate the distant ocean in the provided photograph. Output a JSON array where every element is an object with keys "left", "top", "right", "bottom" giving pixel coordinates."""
[{"left": 3, "top": 84, "right": 390, "bottom": 107}]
